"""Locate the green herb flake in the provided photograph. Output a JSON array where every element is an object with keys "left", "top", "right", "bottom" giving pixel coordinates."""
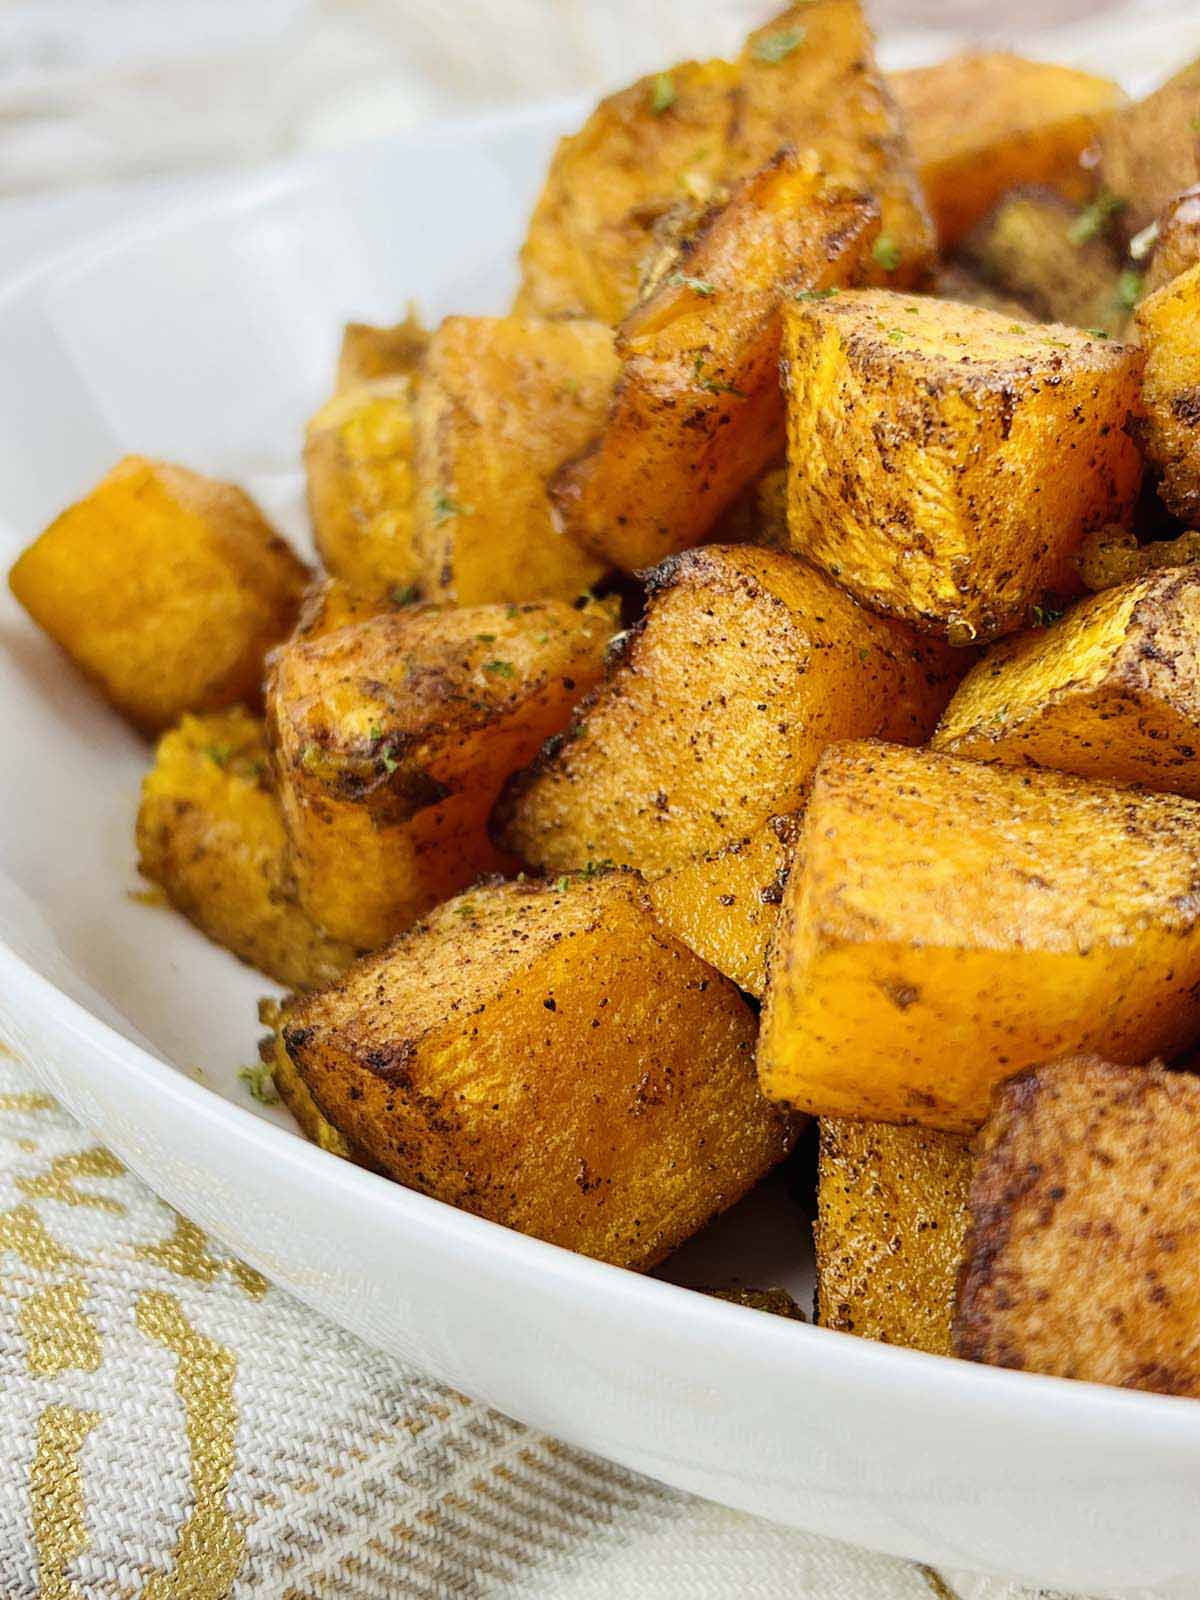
[
  {"left": 239, "top": 1064, "right": 279, "bottom": 1106},
  {"left": 389, "top": 582, "right": 419, "bottom": 606},
  {"left": 691, "top": 350, "right": 746, "bottom": 397},
  {"left": 476, "top": 632, "right": 497, "bottom": 643},
  {"left": 581, "top": 858, "right": 616, "bottom": 877},
  {"left": 367, "top": 721, "right": 383, "bottom": 742},
  {"left": 650, "top": 72, "right": 676, "bottom": 114},
  {"left": 204, "top": 744, "right": 232, "bottom": 767},
  {"left": 1066, "top": 191, "right": 1124, "bottom": 247},
  {"left": 887, "top": 328, "right": 907, "bottom": 344},
  {"left": 871, "top": 235, "right": 901, "bottom": 273},
  {"left": 301, "top": 744, "right": 322, "bottom": 771},
  {"left": 858, "top": 647, "right": 870, "bottom": 661},
  {"left": 1009, "top": 323, "right": 1028, "bottom": 334},
  {"left": 554, "top": 875, "right": 571, "bottom": 892},
  {"left": 670, "top": 273, "right": 716, "bottom": 296},
  {"left": 751, "top": 26, "right": 805, "bottom": 64},
  {"left": 1086, "top": 326, "right": 1110, "bottom": 339},
  {"left": 795, "top": 286, "right": 838, "bottom": 302},
  {"left": 1115, "top": 268, "right": 1144, "bottom": 311},
  {"left": 380, "top": 749, "right": 399, "bottom": 775},
  {"left": 484, "top": 659, "right": 515, "bottom": 678},
  {"left": 455, "top": 900, "right": 477, "bottom": 919},
  {"left": 432, "top": 490, "right": 470, "bottom": 524},
  {"left": 1032, "top": 603, "right": 1064, "bottom": 628}
]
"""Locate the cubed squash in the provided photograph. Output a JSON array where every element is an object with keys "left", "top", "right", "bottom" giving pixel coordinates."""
[
  {"left": 304, "top": 376, "right": 421, "bottom": 593},
  {"left": 274, "top": 872, "right": 795, "bottom": 1268},
  {"left": 891, "top": 53, "right": 1125, "bottom": 248},
  {"left": 957, "top": 1056, "right": 1200, "bottom": 1396},
  {"left": 816, "top": 1119, "right": 971, "bottom": 1356},
  {"left": 497, "top": 547, "right": 958, "bottom": 878},
  {"left": 9, "top": 456, "right": 308, "bottom": 735},
  {"left": 550, "top": 156, "right": 879, "bottom": 573},
  {"left": 515, "top": 0, "right": 931, "bottom": 323},
  {"left": 412, "top": 317, "right": 614, "bottom": 604},
  {"left": 136, "top": 710, "right": 357, "bottom": 989},
  {"left": 759, "top": 740, "right": 1200, "bottom": 1131},
  {"left": 780, "top": 292, "right": 1144, "bottom": 641},
  {"left": 932, "top": 569, "right": 1200, "bottom": 795},
  {"left": 268, "top": 596, "right": 617, "bottom": 948}
]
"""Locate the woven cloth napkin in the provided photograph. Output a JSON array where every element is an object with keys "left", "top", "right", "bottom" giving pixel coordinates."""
[{"left": 0, "top": 1040, "right": 1101, "bottom": 1600}]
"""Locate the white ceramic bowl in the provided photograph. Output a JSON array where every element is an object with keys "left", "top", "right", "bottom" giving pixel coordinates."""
[{"left": 2, "top": 102, "right": 1200, "bottom": 1599}]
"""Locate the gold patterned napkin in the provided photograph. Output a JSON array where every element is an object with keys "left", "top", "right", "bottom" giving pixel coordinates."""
[{"left": 0, "top": 1041, "right": 1104, "bottom": 1599}]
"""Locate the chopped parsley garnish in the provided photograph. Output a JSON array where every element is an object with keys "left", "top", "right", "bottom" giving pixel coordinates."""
[
  {"left": 871, "top": 235, "right": 901, "bottom": 273},
  {"left": 484, "top": 659, "right": 515, "bottom": 678},
  {"left": 858, "top": 647, "right": 870, "bottom": 661},
  {"left": 1032, "top": 603, "right": 1064, "bottom": 628},
  {"left": 380, "top": 749, "right": 399, "bottom": 775},
  {"left": 751, "top": 26, "right": 805, "bottom": 64},
  {"left": 368, "top": 721, "right": 382, "bottom": 742},
  {"left": 650, "top": 73, "right": 676, "bottom": 114},
  {"left": 1066, "top": 191, "right": 1124, "bottom": 247},
  {"left": 554, "top": 875, "right": 571, "bottom": 892},
  {"left": 389, "top": 582, "right": 420, "bottom": 606},
  {"left": 476, "top": 632, "right": 497, "bottom": 643},
  {"left": 795, "top": 286, "right": 838, "bottom": 302},
  {"left": 432, "top": 490, "right": 469, "bottom": 523},
  {"left": 455, "top": 900, "right": 476, "bottom": 918},
  {"left": 581, "top": 858, "right": 615, "bottom": 877},
  {"left": 887, "top": 328, "right": 907, "bottom": 343},
  {"left": 1115, "top": 268, "right": 1144, "bottom": 311},
  {"left": 670, "top": 273, "right": 716, "bottom": 296},
  {"left": 204, "top": 744, "right": 232, "bottom": 767},
  {"left": 1086, "top": 327, "right": 1110, "bottom": 339},
  {"left": 691, "top": 351, "right": 746, "bottom": 396},
  {"left": 301, "top": 744, "right": 321, "bottom": 771},
  {"left": 238, "top": 1064, "right": 279, "bottom": 1106}
]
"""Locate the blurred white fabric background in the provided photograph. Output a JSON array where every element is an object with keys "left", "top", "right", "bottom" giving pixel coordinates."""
[{"left": 1, "top": 0, "right": 1199, "bottom": 204}]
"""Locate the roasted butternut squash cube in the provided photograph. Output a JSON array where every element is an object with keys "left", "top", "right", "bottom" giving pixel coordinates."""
[
  {"left": 8, "top": 456, "right": 308, "bottom": 735},
  {"left": 268, "top": 597, "right": 616, "bottom": 947},
  {"left": 1134, "top": 262, "right": 1200, "bottom": 526},
  {"left": 275, "top": 873, "right": 794, "bottom": 1268},
  {"left": 136, "top": 711, "right": 357, "bottom": 990},
  {"left": 891, "top": 54, "right": 1125, "bottom": 249},
  {"left": 1144, "top": 186, "right": 1200, "bottom": 295},
  {"left": 335, "top": 314, "right": 428, "bottom": 394},
  {"left": 647, "top": 815, "right": 799, "bottom": 997},
  {"left": 932, "top": 569, "right": 1200, "bottom": 795},
  {"left": 959, "top": 189, "right": 1126, "bottom": 337},
  {"left": 1098, "top": 57, "right": 1200, "bottom": 240},
  {"left": 781, "top": 293, "right": 1144, "bottom": 641},
  {"left": 759, "top": 741, "right": 1200, "bottom": 1132},
  {"left": 304, "top": 377, "right": 420, "bottom": 591},
  {"left": 551, "top": 157, "right": 878, "bottom": 573},
  {"left": 515, "top": 0, "right": 931, "bottom": 324},
  {"left": 956, "top": 1057, "right": 1200, "bottom": 1396},
  {"left": 816, "top": 1119, "right": 971, "bottom": 1356},
  {"left": 412, "top": 317, "right": 614, "bottom": 604},
  {"left": 497, "top": 547, "right": 958, "bottom": 878}
]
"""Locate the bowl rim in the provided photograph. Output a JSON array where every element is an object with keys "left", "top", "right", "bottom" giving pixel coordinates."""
[{"left": 2, "top": 103, "right": 1200, "bottom": 1454}]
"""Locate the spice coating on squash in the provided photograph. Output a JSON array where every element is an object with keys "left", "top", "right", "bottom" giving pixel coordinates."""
[{"left": 277, "top": 873, "right": 795, "bottom": 1270}]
